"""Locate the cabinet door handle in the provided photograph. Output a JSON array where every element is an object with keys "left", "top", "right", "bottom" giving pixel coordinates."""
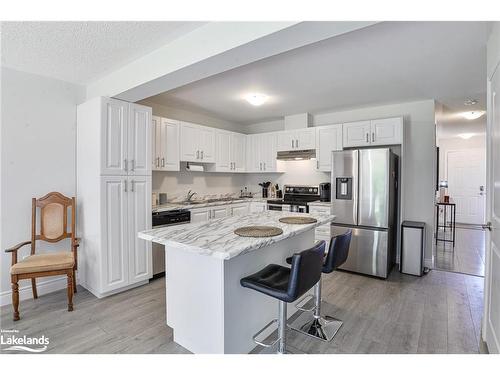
[
  {"left": 196, "top": 150, "right": 199, "bottom": 159},
  {"left": 372, "top": 132, "right": 375, "bottom": 142},
  {"left": 156, "top": 157, "right": 160, "bottom": 167},
  {"left": 124, "top": 180, "right": 127, "bottom": 192},
  {"left": 161, "top": 158, "right": 165, "bottom": 167},
  {"left": 201, "top": 151, "right": 204, "bottom": 159},
  {"left": 366, "top": 133, "right": 369, "bottom": 143},
  {"left": 296, "top": 139, "right": 299, "bottom": 148},
  {"left": 291, "top": 139, "right": 294, "bottom": 149},
  {"left": 124, "top": 159, "right": 128, "bottom": 172},
  {"left": 317, "top": 160, "right": 319, "bottom": 169},
  {"left": 131, "top": 179, "right": 135, "bottom": 192},
  {"left": 130, "top": 159, "right": 135, "bottom": 171},
  {"left": 264, "top": 162, "right": 266, "bottom": 171}
]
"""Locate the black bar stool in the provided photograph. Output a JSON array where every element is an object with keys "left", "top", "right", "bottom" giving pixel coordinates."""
[
  {"left": 287, "top": 230, "right": 352, "bottom": 341},
  {"left": 240, "top": 241, "right": 325, "bottom": 354}
]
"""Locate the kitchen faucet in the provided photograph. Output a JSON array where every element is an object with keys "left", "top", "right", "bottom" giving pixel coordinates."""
[{"left": 186, "top": 190, "right": 197, "bottom": 201}]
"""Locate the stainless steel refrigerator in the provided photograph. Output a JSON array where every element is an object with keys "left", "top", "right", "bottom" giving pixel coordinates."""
[{"left": 331, "top": 148, "right": 398, "bottom": 278}]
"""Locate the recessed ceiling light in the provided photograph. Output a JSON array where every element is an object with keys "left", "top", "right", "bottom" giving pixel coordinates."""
[
  {"left": 245, "top": 93, "right": 268, "bottom": 106},
  {"left": 464, "top": 99, "right": 478, "bottom": 106},
  {"left": 460, "top": 111, "right": 485, "bottom": 120},
  {"left": 457, "top": 133, "right": 475, "bottom": 140}
]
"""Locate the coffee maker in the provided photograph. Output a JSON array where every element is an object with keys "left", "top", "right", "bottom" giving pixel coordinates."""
[{"left": 319, "top": 182, "right": 331, "bottom": 202}]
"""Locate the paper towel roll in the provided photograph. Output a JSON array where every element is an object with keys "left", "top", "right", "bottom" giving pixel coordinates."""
[{"left": 186, "top": 163, "right": 204, "bottom": 172}]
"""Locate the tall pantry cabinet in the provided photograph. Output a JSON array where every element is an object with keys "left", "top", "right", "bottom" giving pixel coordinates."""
[{"left": 77, "top": 97, "right": 153, "bottom": 298}]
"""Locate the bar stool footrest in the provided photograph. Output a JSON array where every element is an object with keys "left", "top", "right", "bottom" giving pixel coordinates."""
[
  {"left": 294, "top": 294, "right": 315, "bottom": 312},
  {"left": 252, "top": 319, "right": 280, "bottom": 348}
]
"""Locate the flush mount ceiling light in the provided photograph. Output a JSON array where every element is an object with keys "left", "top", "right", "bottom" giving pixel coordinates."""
[
  {"left": 460, "top": 111, "right": 485, "bottom": 120},
  {"left": 457, "top": 133, "right": 475, "bottom": 140},
  {"left": 244, "top": 93, "right": 268, "bottom": 106}
]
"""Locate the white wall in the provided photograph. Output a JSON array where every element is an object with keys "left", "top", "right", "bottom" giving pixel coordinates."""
[
  {"left": 244, "top": 100, "right": 437, "bottom": 263},
  {"left": 0, "top": 67, "right": 84, "bottom": 304},
  {"left": 139, "top": 99, "right": 245, "bottom": 133}
]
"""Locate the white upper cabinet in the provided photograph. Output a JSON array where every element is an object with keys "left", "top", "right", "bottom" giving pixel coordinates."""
[
  {"left": 179, "top": 122, "right": 215, "bottom": 163},
  {"left": 246, "top": 133, "right": 280, "bottom": 173},
  {"left": 152, "top": 117, "right": 180, "bottom": 171},
  {"left": 342, "top": 120, "right": 371, "bottom": 148},
  {"left": 100, "top": 98, "right": 151, "bottom": 176},
  {"left": 231, "top": 133, "right": 246, "bottom": 172},
  {"left": 316, "top": 124, "right": 343, "bottom": 171},
  {"left": 128, "top": 103, "right": 152, "bottom": 176},
  {"left": 276, "top": 128, "right": 316, "bottom": 151},
  {"left": 215, "top": 130, "right": 232, "bottom": 172},
  {"left": 343, "top": 117, "right": 402, "bottom": 148},
  {"left": 101, "top": 98, "right": 129, "bottom": 176},
  {"left": 370, "top": 117, "right": 403, "bottom": 146}
]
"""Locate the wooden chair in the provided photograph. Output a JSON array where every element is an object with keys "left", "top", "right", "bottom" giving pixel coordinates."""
[{"left": 5, "top": 192, "right": 80, "bottom": 321}]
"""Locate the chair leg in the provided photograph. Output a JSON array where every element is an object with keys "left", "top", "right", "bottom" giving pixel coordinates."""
[
  {"left": 12, "top": 281, "right": 20, "bottom": 321},
  {"left": 31, "top": 278, "right": 38, "bottom": 299},
  {"left": 277, "top": 301, "right": 287, "bottom": 354},
  {"left": 73, "top": 269, "right": 77, "bottom": 293},
  {"left": 67, "top": 271, "right": 74, "bottom": 312}
]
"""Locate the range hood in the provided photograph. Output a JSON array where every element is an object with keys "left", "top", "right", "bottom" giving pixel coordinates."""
[{"left": 277, "top": 149, "right": 316, "bottom": 161}]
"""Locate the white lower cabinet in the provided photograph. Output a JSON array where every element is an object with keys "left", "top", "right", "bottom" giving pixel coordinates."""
[
  {"left": 98, "top": 176, "right": 152, "bottom": 295},
  {"left": 309, "top": 205, "right": 332, "bottom": 249},
  {"left": 190, "top": 207, "right": 212, "bottom": 223},
  {"left": 249, "top": 202, "right": 267, "bottom": 213},
  {"left": 212, "top": 205, "right": 229, "bottom": 219},
  {"left": 230, "top": 203, "right": 249, "bottom": 216}
]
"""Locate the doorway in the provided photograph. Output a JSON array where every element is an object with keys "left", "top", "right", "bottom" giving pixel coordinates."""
[{"left": 435, "top": 127, "right": 487, "bottom": 277}]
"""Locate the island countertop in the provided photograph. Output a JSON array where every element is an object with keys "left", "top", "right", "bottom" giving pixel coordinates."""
[{"left": 138, "top": 211, "right": 335, "bottom": 260}]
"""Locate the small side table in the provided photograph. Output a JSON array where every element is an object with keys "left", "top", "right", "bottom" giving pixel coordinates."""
[{"left": 435, "top": 202, "right": 456, "bottom": 248}]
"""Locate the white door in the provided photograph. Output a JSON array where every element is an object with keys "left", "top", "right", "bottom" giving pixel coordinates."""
[
  {"left": 216, "top": 131, "right": 231, "bottom": 171},
  {"left": 197, "top": 126, "right": 215, "bottom": 162},
  {"left": 162, "top": 118, "right": 180, "bottom": 171},
  {"left": 447, "top": 149, "right": 486, "bottom": 224},
  {"left": 370, "top": 117, "right": 403, "bottom": 146},
  {"left": 296, "top": 128, "right": 316, "bottom": 150},
  {"left": 343, "top": 121, "right": 371, "bottom": 148},
  {"left": 152, "top": 116, "right": 161, "bottom": 170},
  {"left": 484, "top": 63, "right": 500, "bottom": 354},
  {"left": 276, "top": 131, "right": 295, "bottom": 151},
  {"left": 180, "top": 122, "right": 199, "bottom": 162},
  {"left": 101, "top": 98, "right": 128, "bottom": 175},
  {"left": 100, "top": 176, "right": 129, "bottom": 292},
  {"left": 128, "top": 176, "right": 152, "bottom": 284},
  {"left": 211, "top": 206, "right": 229, "bottom": 219},
  {"left": 316, "top": 125, "right": 342, "bottom": 171},
  {"left": 231, "top": 204, "right": 248, "bottom": 216},
  {"left": 128, "top": 103, "right": 151, "bottom": 176},
  {"left": 190, "top": 208, "right": 210, "bottom": 223}
]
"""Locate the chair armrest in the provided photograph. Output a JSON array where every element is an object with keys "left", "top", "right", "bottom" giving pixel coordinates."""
[{"left": 5, "top": 241, "right": 31, "bottom": 253}]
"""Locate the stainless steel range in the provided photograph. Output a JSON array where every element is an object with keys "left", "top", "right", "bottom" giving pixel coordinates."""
[{"left": 267, "top": 185, "right": 320, "bottom": 213}]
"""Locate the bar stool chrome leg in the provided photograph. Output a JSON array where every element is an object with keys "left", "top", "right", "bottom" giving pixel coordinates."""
[
  {"left": 289, "top": 279, "right": 343, "bottom": 341},
  {"left": 278, "top": 301, "right": 287, "bottom": 354}
]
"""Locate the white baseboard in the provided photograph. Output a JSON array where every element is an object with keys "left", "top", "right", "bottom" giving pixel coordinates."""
[{"left": 0, "top": 276, "right": 68, "bottom": 307}]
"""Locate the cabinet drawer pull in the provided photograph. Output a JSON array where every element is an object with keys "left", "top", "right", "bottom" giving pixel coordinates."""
[
  {"left": 291, "top": 139, "right": 294, "bottom": 148},
  {"left": 366, "top": 133, "right": 369, "bottom": 143},
  {"left": 196, "top": 150, "right": 199, "bottom": 159},
  {"left": 201, "top": 151, "right": 204, "bottom": 159},
  {"left": 131, "top": 180, "right": 135, "bottom": 192},
  {"left": 296, "top": 139, "right": 299, "bottom": 148},
  {"left": 264, "top": 162, "right": 266, "bottom": 171},
  {"left": 156, "top": 157, "right": 160, "bottom": 167},
  {"left": 259, "top": 162, "right": 262, "bottom": 171},
  {"left": 130, "top": 159, "right": 135, "bottom": 171},
  {"left": 372, "top": 132, "right": 375, "bottom": 142},
  {"left": 161, "top": 158, "right": 165, "bottom": 167},
  {"left": 124, "top": 159, "right": 128, "bottom": 171}
]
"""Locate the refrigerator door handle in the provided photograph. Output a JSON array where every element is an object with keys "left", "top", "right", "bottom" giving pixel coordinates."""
[{"left": 353, "top": 150, "right": 359, "bottom": 225}]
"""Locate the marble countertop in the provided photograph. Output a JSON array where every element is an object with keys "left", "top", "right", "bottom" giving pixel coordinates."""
[
  {"left": 153, "top": 198, "right": 268, "bottom": 212},
  {"left": 308, "top": 200, "right": 332, "bottom": 207},
  {"left": 139, "top": 211, "right": 335, "bottom": 260}
]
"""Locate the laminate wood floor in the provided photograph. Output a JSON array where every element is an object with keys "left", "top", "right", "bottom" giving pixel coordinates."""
[
  {"left": 435, "top": 227, "right": 485, "bottom": 277},
  {"left": 0, "top": 270, "right": 485, "bottom": 354}
]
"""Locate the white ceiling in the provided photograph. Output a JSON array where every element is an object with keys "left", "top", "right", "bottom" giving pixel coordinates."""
[
  {"left": 1, "top": 21, "right": 206, "bottom": 84},
  {"left": 146, "top": 21, "right": 490, "bottom": 125}
]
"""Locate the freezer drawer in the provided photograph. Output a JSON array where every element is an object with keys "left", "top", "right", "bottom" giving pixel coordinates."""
[{"left": 331, "top": 225, "right": 390, "bottom": 278}]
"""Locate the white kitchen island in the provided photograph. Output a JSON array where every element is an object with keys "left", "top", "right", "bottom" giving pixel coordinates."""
[{"left": 138, "top": 211, "right": 334, "bottom": 354}]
